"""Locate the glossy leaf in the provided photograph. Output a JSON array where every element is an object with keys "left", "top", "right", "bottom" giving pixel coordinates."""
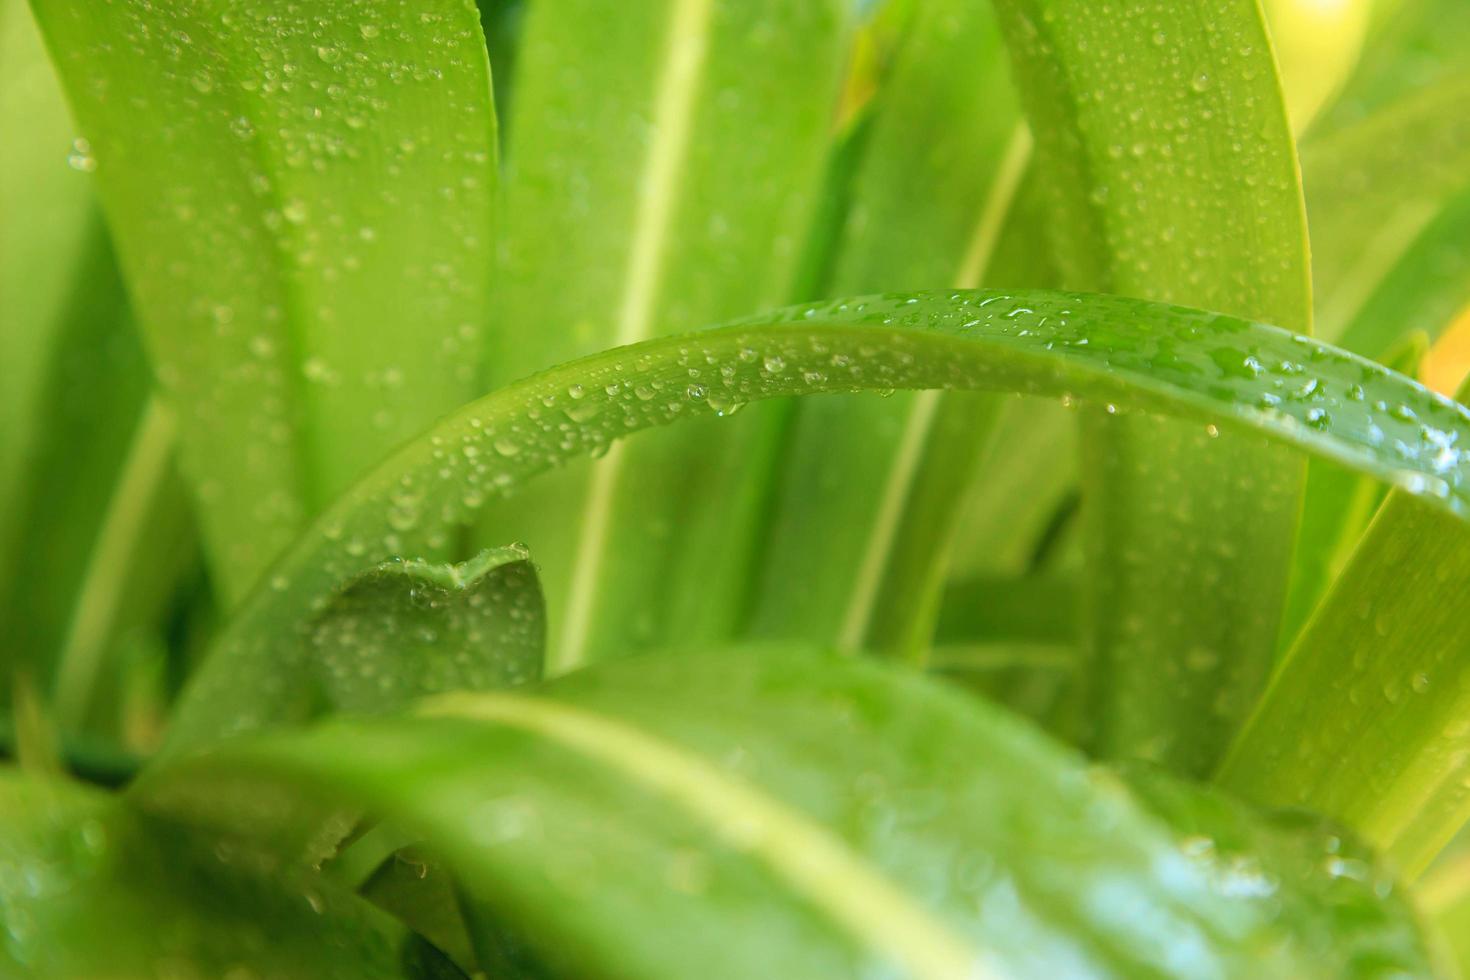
[
  {"left": 141, "top": 649, "right": 1438, "bottom": 978},
  {"left": 747, "top": 0, "right": 1030, "bottom": 657},
  {"left": 1219, "top": 426, "right": 1470, "bottom": 875},
  {"left": 1420, "top": 855, "right": 1470, "bottom": 974},
  {"left": 991, "top": 0, "right": 1312, "bottom": 775},
  {"left": 480, "top": 0, "right": 851, "bottom": 672},
  {"left": 0, "top": 771, "right": 445, "bottom": 979},
  {"left": 1277, "top": 72, "right": 1470, "bottom": 650},
  {"left": 1277, "top": 333, "right": 1425, "bottom": 649},
  {"left": 162, "top": 289, "right": 1470, "bottom": 757},
  {"left": 32, "top": 0, "right": 500, "bottom": 601}
]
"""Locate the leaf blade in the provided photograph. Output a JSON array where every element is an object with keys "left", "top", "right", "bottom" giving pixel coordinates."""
[
  {"left": 32, "top": 0, "right": 500, "bottom": 599},
  {"left": 990, "top": 0, "right": 1312, "bottom": 774},
  {"left": 159, "top": 288, "right": 1470, "bottom": 757},
  {"left": 481, "top": 0, "right": 852, "bottom": 670},
  {"left": 143, "top": 649, "right": 1438, "bottom": 977}
]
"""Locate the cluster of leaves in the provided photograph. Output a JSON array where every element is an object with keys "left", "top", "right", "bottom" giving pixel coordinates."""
[{"left": 4, "top": 0, "right": 1470, "bottom": 974}]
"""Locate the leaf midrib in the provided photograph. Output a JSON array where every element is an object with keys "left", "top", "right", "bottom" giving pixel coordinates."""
[
  {"left": 557, "top": 0, "right": 716, "bottom": 673},
  {"left": 426, "top": 691, "right": 992, "bottom": 980}
]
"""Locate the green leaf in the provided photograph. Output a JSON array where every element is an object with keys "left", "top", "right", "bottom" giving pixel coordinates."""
[
  {"left": 32, "top": 0, "right": 500, "bottom": 602},
  {"left": 991, "top": 0, "right": 1312, "bottom": 775},
  {"left": 1277, "top": 332, "right": 1425, "bottom": 650},
  {"left": 479, "top": 0, "right": 852, "bottom": 671},
  {"left": 0, "top": 770, "right": 446, "bottom": 979},
  {"left": 746, "top": 0, "right": 1031, "bottom": 657},
  {"left": 141, "top": 649, "right": 1438, "bottom": 977},
  {"left": 945, "top": 392, "right": 1077, "bottom": 581},
  {"left": 1333, "top": 184, "right": 1470, "bottom": 364},
  {"left": 306, "top": 546, "right": 544, "bottom": 718},
  {"left": 1218, "top": 443, "right": 1470, "bottom": 875},
  {"left": 0, "top": 0, "right": 92, "bottom": 578},
  {"left": 934, "top": 573, "right": 1078, "bottom": 649},
  {"left": 1420, "top": 854, "right": 1470, "bottom": 974},
  {"left": 0, "top": 1, "right": 190, "bottom": 742},
  {"left": 1308, "top": 0, "right": 1470, "bottom": 138},
  {"left": 161, "top": 288, "right": 1470, "bottom": 759},
  {"left": 1303, "top": 73, "right": 1470, "bottom": 346},
  {"left": 1278, "top": 73, "right": 1470, "bottom": 652},
  {"left": 359, "top": 847, "right": 480, "bottom": 975}
]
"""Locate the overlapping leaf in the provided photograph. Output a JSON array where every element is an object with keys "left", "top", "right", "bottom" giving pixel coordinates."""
[
  {"left": 0, "top": 771, "right": 449, "bottom": 979},
  {"left": 140, "top": 649, "right": 1438, "bottom": 978},
  {"left": 159, "top": 289, "right": 1470, "bottom": 760},
  {"left": 747, "top": 0, "right": 1035, "bottom": 658},
  {"left": 479, "top": 0, "right": 851, "bottom": 672},
  {"left": 0, "top": 2, "right": 189, "bottom": 747},
  {"left": 990, "top": 0, "right": 1312, "bottom": 775}
]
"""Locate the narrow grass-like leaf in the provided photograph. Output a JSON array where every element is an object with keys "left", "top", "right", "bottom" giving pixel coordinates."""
[
  {"left": 1420, "top": 855, "right": 1470, "bottom": 973},
  {"left": 0, "top": 771, "right": 443, "bottom": 978},
  {"left": 946, "top": 394, "right": 1077, "bottom": 580},
  {"left": 1309, "top": 0, "right": 1470, "bottom": 137},
  {"left": 0, "top": 2, "right": 192, "bottom": 738},
  {"left": 1276, "top": 73, "right": 1470, "bottom": 650},
  {"left": 33, "top": 0, "right": 499, "bottom": 601},
  {"left": 934, "top": 574, "right": 1078, "bottom": 649},
  {"left": 747, "top": 0, "right": 1030, "bottom": 656},
  {"left": 0, "top": 0, "right": 92, "bottom": 577},
  {"left": 1305, "top": 74, "right": 1470, "bottom": 345},
  {"left": 160, "top": 289, "right": 1470, "bottom": 757},
  {"left": 49, "top": 400, "right": 193, "bottom": 732},
  {"left": 480, "top": 0, "right": 851, "bottom": 671},
  {"left": 143, "top": 649, "right": 1437, "bottom": 977},
  {"left": 1333, "top": 186, "right": 1470, "bottom": 366},
  {"left": 991, "top": 0, "right": 1312, "bottom": 774}
]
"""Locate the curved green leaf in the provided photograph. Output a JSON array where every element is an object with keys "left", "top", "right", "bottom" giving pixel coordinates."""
[
  {"left": 0, "top": 771, "right": 444, "bottom": 979},
  {"left": 161, "top": 288, "right": 1470, "bottom": 758},
  {"left": 991, "top": 0, "right": 1312, "bottom": 775},
  {"left": 141, "top": 649, "right": 1437, "bottom": 977},
  {"left": 32, "top": 0, "right": 500, "bottom": 601}
]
